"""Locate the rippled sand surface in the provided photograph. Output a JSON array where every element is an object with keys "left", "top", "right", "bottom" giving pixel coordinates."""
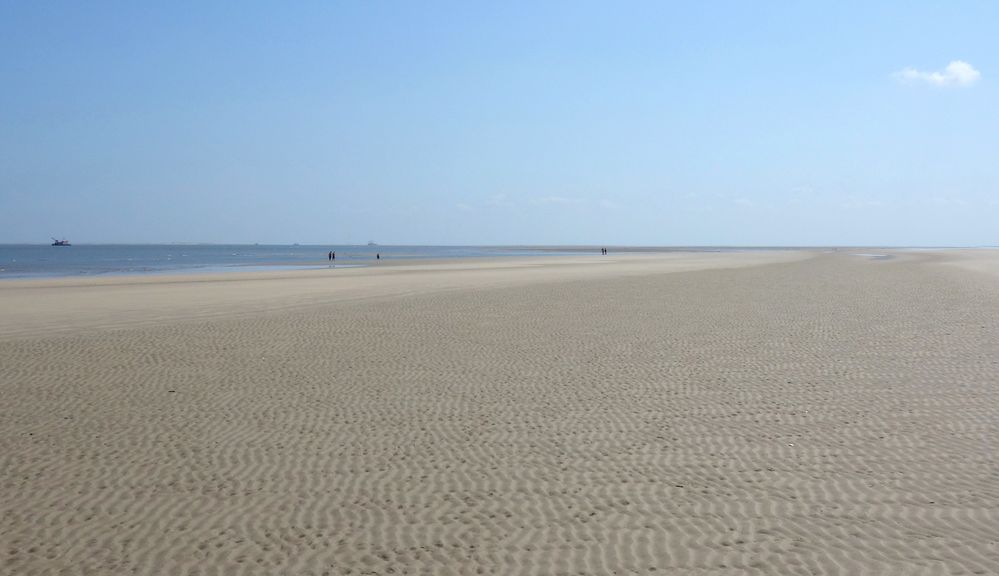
[{"left": 2, "top": 251, "right": 998, "bottom": 575}]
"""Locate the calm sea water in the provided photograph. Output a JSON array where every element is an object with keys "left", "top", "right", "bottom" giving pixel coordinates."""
[{"left": 0, "top": 244, "right": 592, "bottom": 279}]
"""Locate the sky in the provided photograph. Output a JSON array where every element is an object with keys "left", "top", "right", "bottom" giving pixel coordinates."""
[{"left": 1, "top": 1, "right": 997, "bottom": 246}]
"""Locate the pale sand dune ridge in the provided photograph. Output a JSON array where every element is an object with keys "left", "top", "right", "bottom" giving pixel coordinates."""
[{"left": 1, "top": 251, "right": 998, "bottom": 575}]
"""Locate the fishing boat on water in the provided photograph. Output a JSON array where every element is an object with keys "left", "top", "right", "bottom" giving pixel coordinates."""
[{"left": 51, "top": 237, "right": 71, "bottom": 246}]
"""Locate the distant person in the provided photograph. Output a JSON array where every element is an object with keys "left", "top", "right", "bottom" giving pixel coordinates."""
[
  {"left": 328, "top": 251, "right": 332, "bottom": 262},
  {"left": 332, "top": 252, "right": 336, "bottom": 261},
  {"left": 376, "top": 253, "right": 380, "bottom": 260}
]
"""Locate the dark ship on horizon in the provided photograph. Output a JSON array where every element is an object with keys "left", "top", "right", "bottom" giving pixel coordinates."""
[{"left": 51, "top": 237, "right": 71, "bottom": 246}]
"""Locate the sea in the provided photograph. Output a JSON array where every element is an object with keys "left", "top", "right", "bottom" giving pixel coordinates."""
[{"left": 0, "top": 244, "right": 598, "bottom": 280}]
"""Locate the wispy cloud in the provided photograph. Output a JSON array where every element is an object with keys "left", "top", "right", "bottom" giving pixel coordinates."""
[{"left": 894, "top": 60, "right": 981, "bottom": 87}]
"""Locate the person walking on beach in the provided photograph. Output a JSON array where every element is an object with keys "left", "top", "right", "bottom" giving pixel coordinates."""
[{"left": 328, "top": 251, "right": 332, "bottom": 262}]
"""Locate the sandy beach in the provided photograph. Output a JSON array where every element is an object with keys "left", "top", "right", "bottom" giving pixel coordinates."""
[{"left": 2, "top": 250, "right": 998, "bottom": 575}]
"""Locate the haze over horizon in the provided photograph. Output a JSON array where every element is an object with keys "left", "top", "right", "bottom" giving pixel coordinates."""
[{"left": 2, "top": 1, "right": 997, "bottom": 246}]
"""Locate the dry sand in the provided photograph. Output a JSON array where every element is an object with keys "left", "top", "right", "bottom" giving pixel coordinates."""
[
  {"left": 934, "top": 248, "right": 999, "bottom": 280},
  {"left": 1, "top": 250, "right": 998, "bottom": 575}
]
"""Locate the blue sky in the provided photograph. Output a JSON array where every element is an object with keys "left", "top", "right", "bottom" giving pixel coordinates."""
[{"left": 2, "top": 1, "right": 997, "bottom": 245}]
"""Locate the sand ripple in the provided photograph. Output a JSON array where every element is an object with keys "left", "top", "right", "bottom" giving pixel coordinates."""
[{"left": 2, "top": 253, "right": 998, "bottom": 574}]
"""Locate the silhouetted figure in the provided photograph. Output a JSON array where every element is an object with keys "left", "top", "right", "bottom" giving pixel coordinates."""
[
  {"left": 328, "top": 251, "right": 332, "bottom": 261},
  {"left": 332, "top": 252, "right": 336, "bottom": 261},
  {"left": 376, "top": 253, "right": 380, "bottom": 260}
]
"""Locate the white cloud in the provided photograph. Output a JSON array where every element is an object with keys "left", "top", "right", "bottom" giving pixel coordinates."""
[{"left": 894, "top": 60, "right": 981, "bottom": 87}]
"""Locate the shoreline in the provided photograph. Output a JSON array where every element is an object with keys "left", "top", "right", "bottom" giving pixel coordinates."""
[{"left": 0, "top": 244, "right": 915, "bottom": 282}]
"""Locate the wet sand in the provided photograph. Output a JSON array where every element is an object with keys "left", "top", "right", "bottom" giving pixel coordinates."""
[{"left": 2, "top": 250, "right": 998, "bottom": 575}]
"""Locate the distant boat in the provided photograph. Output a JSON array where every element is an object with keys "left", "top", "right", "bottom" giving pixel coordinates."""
[
  {"left": 51, "top": 237, "right": 71, "bottom": 246},
  {"left": 367, "top": 241, "right": 377, "bottom": 246}
]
